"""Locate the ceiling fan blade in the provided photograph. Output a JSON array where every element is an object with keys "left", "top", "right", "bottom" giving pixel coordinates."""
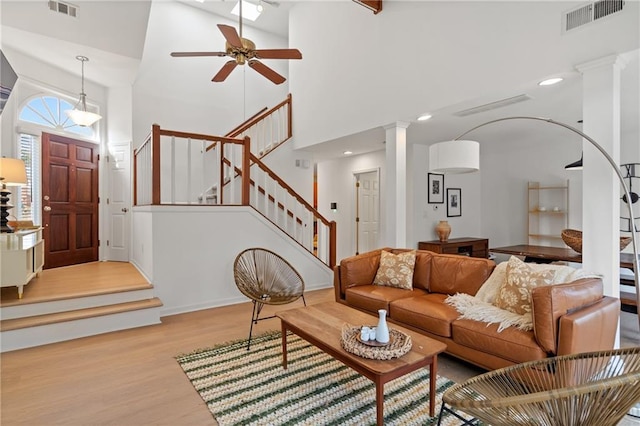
[
  {"left": 253, "top": 49, "right": 302, "bottom": 60},
  {"left": 171, "top": 51, "right": 228, "bottom": 57},
  {"left": 217, "top": 24, "right": 243, "bottom": 49},
  {"left": 212, "top": 60, "right": 238, "bottom": 82},
  {"left": 248, "top": 60, "right": 286, "bottom": 85}
]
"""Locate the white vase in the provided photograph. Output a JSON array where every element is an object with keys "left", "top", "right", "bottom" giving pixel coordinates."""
[{"left": 375, "top": 309, "right": 390, "bottom": 343}]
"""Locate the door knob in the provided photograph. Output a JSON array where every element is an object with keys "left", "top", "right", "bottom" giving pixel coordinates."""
[
  {"left": 122, "top": 208, "right": 128, "bottom": 213},
  {"left": 44, "top": 206, "right": 52, "bottom": 212}
]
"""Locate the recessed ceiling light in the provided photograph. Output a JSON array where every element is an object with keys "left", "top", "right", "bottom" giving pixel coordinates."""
[
  {"left": 231, "top": 1, "right": 261, "bottom": 21},
  {"left": 417, "top": 114, "right": 432, "bottom": 121},
  {"left": 343, "top": 150, "right": 353, "bottom": 155},
  {"left": 538, "top": 77, "right": 563, "bottom": 86}
]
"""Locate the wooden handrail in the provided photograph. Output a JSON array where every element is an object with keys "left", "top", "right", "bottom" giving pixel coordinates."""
[
  {"left": 152, "top": 124, "right": 161, "bottom": 205},
  {"left": 159, "top": 128, "right": 244, "bottom": 144},
  {"left": 228, "top": 93, "right": 292, "bottom": 138},
  {"left": 249, "top": 153, "right": 332, "bottom": 227},
  {"left": 225, "top": 107, "right": 268, "bottom": 137}
]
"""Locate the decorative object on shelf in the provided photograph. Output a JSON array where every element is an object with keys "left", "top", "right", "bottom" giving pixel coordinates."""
[
  {"left": 447, "top": 188, "right": 462, "bottom": 217},
  {"left": 561, "top": 229, "right": 631, "bottom": 254},
  {"left": 0, "top": 157, "right": 27, "bottom": 233},
  {"left": 427, "top": 172, "right": 444, "bottom": 203},
  {"left": 435, "top": 220, "right": 452, "bottom": 242},
  {"left": 375, "top": 309, "right": 390, "bottom": 343},
  {"left": 428, "top": 116, "right": 639, "bottom": 337},
  {"left": 341, "top": 324, "right": 412, "bottom": 360},
  {"left": 65, "top": 56, "right": 102, "bottom": 127},
  {"left": 620, "top": 163, "right": 639, "bottom": 233}
]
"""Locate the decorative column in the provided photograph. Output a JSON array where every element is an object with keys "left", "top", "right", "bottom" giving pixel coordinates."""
[
  {"left": 576, "top": 55, "right": 626, "bottom": 305},
  {"left": 384, "top": 122, "right": 410, "bottom": 248}
]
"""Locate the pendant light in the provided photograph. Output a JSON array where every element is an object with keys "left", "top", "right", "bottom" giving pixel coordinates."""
[{"left": 66, "top": 55, "right": 102, "bottom": 127}]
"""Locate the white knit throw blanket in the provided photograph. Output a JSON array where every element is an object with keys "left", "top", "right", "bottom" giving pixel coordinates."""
[{"left": 445, "top": 293, "right": 533, "bottom": 332}]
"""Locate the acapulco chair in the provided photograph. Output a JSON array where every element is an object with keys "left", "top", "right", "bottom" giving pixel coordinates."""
[
  {"left": 437, "top": 347, "right": 640, "bottom": 426},
  {"left": 233, "top": 248, "right": 306, "bottom": 350}
]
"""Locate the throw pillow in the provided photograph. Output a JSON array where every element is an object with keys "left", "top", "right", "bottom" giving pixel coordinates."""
[
  {"left": 373, "top": 250, "right": 417, "bottom": 290},
  {"left": 474, "top": 261, "right": 508, "bottom": 304},
  {"left": 494, "top": 256, "right": 556, "bottom": 315}
]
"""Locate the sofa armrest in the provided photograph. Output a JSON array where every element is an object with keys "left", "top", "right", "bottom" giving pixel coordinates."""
[
  {"left": 333, "top": 248, "right": 390, "bottom": 301},
  {"left": 531, "top": 277, "right": 605, "bottom": 355},
  {"left": 556, "top": 296, "right": 620, "bottom": 356}
]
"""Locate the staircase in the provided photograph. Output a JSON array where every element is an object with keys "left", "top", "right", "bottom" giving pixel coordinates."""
[
  {"left": 0, "top": 263, "right": 162, "bottom": 353},
  {"left": 134, "top": 93, "right": 336, "bottom": 268}
]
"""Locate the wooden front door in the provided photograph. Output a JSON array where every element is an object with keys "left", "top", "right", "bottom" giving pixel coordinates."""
[{"left": 42, "top": 133, "right": 99, "bottom": 269}]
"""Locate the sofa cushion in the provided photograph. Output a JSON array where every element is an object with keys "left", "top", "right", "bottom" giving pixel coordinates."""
[
  {"left": 345, "top": 285, "right": 426, "bottom": 313},
  {"left": 429, "top": 254, "right": 495, "bottom": 295},
  {"left": 390, "top": 294, "right": 459, "bottom": 337},
  {"left": 531, "top": 278, "right": 604, "bottom": 355},
  {"left": 373, "top": 250, "right": 416, "bottom": 290},
  {"left": 452, "top": 319, "right": 547, "bottom": 364},
  {"left": 494, "top": 256, "right": 555, "bottom": 315},
  {"left": 338, "top": 248, "right": 389, "bottom": 297}
]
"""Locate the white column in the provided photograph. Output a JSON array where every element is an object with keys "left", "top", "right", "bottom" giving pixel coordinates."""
[
  {"left": 384, "top": 122, "right": 410, "bottom": 248},
  {"left": 576, "top": 55, "right": 625, "bottom": 308}
]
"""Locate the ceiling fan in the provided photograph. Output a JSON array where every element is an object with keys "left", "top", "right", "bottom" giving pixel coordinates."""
[{"left": 170, "top": 1, "right": 302, "bottom": 85}]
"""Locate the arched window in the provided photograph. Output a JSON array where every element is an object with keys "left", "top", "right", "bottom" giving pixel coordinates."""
[{"left": 19, "top": 95, "right": 96, "bottom": 138}]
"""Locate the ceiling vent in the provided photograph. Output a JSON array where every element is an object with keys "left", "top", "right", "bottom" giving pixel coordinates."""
[
  {"left": 453, "top": 94, "right": 532, "bottom": 117},
  {"left": 564, "top": 1, "right": 625, "bottom": 32},
  {"left": 48, "top": 1, "right": 78, "bottom": 18}
]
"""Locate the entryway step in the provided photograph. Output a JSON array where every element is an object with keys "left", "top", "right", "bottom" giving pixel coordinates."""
[{"left": 0, "top": 298, "right": 163, "bottom": 332}]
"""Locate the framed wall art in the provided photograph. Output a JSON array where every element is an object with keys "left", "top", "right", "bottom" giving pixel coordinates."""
[
  {"left": 428, "top": 173, "right": 444, "bottom": 204},
  {"left": 447, "top": 188, "right": 462, "bottom": 217}
]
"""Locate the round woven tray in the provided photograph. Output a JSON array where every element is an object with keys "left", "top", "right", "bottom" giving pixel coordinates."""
[{"left": 341, "top": 324, "right": 412, "bottom": 360}]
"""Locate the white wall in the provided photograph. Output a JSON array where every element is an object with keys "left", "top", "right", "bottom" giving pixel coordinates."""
[
  {"left": 131, "top": 205, "right": 332, "bottom": 316},
  {"left": 290, "top": 1, "right": 639, "bottom": 151}
]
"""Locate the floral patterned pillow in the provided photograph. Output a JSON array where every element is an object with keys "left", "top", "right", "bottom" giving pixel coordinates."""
[
  {"left": 373, "top": 250, "right": 417, "bottom": 290},
  {"left": 494, "top": 256, "right": 556, "bottom": 315}
]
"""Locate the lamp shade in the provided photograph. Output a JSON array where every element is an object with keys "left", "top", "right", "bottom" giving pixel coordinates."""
[
  {"left": 65, "top": 109, "right": 102, "bottom": 127},
  {"left": 0, "top": 158, "right": 27, "bottom": 185},
  {"left": 565, "top": 154, "right": 583, "bottom": 170},
  {"left": 429, "top": 140, "right": 480, "bottom": 174}
]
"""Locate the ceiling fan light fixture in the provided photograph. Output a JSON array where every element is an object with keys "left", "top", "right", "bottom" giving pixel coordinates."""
[
  {"left": 65, "top": 55, "right": 102, "bottom": 127},
  {"left": 231, "top": 0, "right": 261, "bottom": 21}
]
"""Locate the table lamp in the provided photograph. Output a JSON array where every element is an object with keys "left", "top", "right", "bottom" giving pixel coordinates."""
[{"left": 0, "top": 157, "right": 28, "bottom": 233}]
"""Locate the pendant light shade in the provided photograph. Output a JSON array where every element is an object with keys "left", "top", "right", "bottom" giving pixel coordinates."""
[
  {"left": 565, "top": 153, "right": 583, "bottom": 170},
  {"left": 65, "top": 56, "right": 102, "bottom": 127},
  {"left": 429, "top": 140, "right": 480, "bottom": 174}
]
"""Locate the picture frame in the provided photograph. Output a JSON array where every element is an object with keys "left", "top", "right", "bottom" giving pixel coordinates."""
[
  {"left": 427, "top": 173, "right": 445, "bottom": 204},
  {"left": 447, "top": 188, "right": 462, "bottom": 217}
]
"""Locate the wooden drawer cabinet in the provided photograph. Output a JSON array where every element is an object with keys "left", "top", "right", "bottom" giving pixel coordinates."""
[
  {"left": 1, "top": 228, "right": 44, "bottom": 298},
  {"left": 418, "top": 237, "right": 489, "bottom": 258}
]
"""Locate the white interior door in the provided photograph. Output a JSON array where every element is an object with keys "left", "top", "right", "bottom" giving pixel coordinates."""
[
  {"left": 106, "top": 142, "right": 131, "bottom": 261},
  {"left": 355, "top": 170, "right": 380, "bottom": 254}
]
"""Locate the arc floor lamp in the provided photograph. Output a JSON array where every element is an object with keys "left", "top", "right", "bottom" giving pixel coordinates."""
[{"left": 429, "top": 116, "right": 640, "bottom": 333}]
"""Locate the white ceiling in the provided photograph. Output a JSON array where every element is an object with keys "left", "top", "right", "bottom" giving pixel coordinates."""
[{"left": 1, "top": 0, "right": 638, "bottom": 161}]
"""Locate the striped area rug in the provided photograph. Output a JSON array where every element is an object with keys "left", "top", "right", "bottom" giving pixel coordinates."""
[{"left": 176, "top": 331, "right": 468, "bottom": 426}]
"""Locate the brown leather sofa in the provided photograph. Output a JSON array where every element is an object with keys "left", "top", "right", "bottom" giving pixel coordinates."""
[{"left": 333, "top": 248, "right": 620, "bottom": 371}]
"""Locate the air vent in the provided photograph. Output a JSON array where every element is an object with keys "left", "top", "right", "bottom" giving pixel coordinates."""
[
  {"left": 453, "top": 94, "right": 532, "bottom": 117},
  {"left": 48, "top": 0, "right": 78, "bottom": 18},
  {"left": 564, "top": 1, "right": 625, "bottom": 32}
]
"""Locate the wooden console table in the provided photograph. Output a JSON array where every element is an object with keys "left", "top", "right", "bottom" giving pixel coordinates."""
[
  {"left": 489, "top": 244, "right": 634, "bottom": 270},
  {"left": 418, "top": 238, "right": 488, "bottom": 258}
]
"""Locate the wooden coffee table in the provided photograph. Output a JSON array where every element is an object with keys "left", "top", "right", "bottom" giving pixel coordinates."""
[{"left": 276, "top": 302, "right": 447, "bottom": 425}]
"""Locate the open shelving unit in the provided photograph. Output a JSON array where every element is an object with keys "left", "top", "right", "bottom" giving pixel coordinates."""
[{"left": 527, "top": 180, "right": 569, "bottom": 247}]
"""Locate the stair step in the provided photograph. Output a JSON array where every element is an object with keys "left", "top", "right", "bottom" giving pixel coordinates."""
[{"left": 0, "top": 298, "right": 163, "bottom": 332}]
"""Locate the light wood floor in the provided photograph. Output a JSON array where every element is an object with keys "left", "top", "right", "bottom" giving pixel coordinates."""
[
  {"left": 0, "top": 261, "right": 151, "bottom": 307},
  {"left": 1, "top": 265, "right": 639, "bottom": 425}
]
